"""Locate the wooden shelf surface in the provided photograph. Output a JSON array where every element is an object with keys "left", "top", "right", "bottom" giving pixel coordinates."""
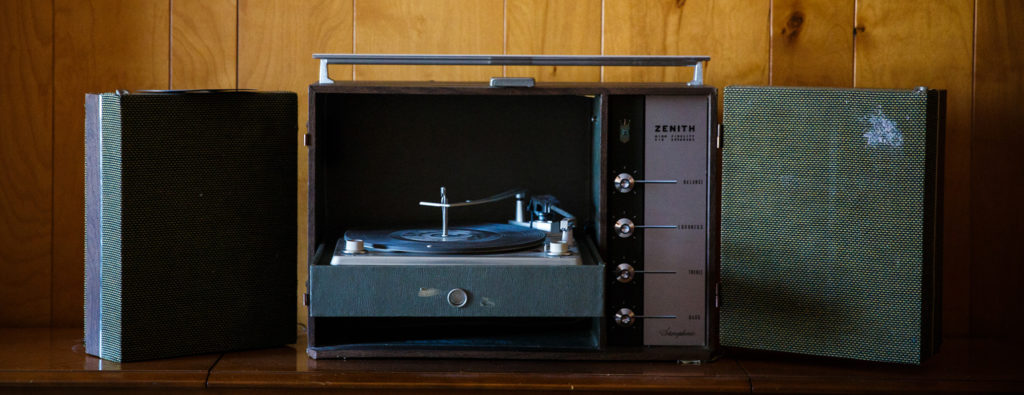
[{"left": 0, "top": 328, "right": 1021, "bottom": 393}]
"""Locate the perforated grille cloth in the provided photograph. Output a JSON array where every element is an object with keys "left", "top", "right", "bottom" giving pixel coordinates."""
[
  {"left": 99, "top": 94, "right": 123, "bottom": 358},
  {"left": 720, "top": 86, "right": 938, "bottom": 364},
  {"left": 91, "top": 92, "right": 296, "bottom": 362}
]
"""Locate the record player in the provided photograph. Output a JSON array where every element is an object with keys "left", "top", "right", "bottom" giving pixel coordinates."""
[
  {"left": 305, "top": 55, "right": 717, "bottom": 361},
  {"left": 304, "top": 55, "right": 943, "bottom": 364}
]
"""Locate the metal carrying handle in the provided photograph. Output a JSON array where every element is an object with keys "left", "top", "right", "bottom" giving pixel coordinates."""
[{"left": 313, "top": 54, "right": 710, "bottom": 86}]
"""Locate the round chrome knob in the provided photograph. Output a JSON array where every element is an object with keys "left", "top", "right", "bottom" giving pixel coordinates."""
[
  {"left": 614, "top": 218, "right": 635, "bottom": 238},
  {"left": 615, "top": 263, "right": 636, "bottom": 283},
  {"left": 447, "top": 288, "right": 469, "bottom": 308},
  {"left": 343, "top": 239, "right": 366, "bottom": 254},
  {"left": 614, "top": 173, "right": 635, "bottom": 193},
  {"left": 614, "top": 308, "right": 636, "bottom": 327},
  {"left": 547, "top": 241, "right": 569, "bottom": 256}
]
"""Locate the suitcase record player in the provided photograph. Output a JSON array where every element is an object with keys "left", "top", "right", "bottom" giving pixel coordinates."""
[
  {"left": 305, "top": 54, "right": 716, "bottom": 361},
  {"left": 304, "top": 54, "right": 943, "bottom": 364}
]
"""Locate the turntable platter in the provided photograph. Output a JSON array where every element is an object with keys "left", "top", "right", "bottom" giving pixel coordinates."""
[{"left": 345, "top": 223, "right": 546, "bottom": 254}]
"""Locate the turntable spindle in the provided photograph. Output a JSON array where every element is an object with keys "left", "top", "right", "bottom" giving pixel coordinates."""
[
  {"left": 419, "top": 187, "right": 529, "bottom": 244},
  {"left": 440, "top": 187, "right": 449, "bottom": 238}
]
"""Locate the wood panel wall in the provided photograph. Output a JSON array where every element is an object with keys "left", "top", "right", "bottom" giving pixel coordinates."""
[{"left": 1, "top": 0, "right": 1020, "bottom": 341}]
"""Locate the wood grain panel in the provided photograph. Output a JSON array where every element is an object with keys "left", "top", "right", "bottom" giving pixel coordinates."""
[
  {"left": 603, "top": 0, "right": 770, "bottom": 85},
  {"left": 354, "top": 0, "right": 504, "bottom": 81},
  {"left": 771, "top": 0, "right": 853, "bottom": 87},
  {"left": 972, "top": 0, "right": 1024, "bottom": 338},
  {"left": 506, "top": 0, "right": 602, "bottom": 82},
  {"left": 854, "top": 0, "right": 974, "bottom": 336},
  {"left": 53, "top": 0, "right": 170, "bottom": 327},
  {"left": 238, "top": 0, "right": 353, "bottom": 327},
  {"left": 602, "top": 0, "right": 770, "bottom": 122},
  {"left": 0, "top": 0, "right": 53, "bottom": 327},
  {"left": 171, "top": 0, "right": 237, "bottom": 89}
]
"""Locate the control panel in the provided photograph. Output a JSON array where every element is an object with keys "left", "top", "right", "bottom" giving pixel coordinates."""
[{"left": 606, "top": 95, "right": 712, "bottom": 348}]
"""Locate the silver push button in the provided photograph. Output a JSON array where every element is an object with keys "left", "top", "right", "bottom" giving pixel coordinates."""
[{"left": 447, "top": 288, "right": 469, "bottom": 308}]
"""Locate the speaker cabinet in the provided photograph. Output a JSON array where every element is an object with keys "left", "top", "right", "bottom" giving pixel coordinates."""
[
  {"left": 84, "top": 91, "right": 297, "bottom": 362},
  {"left": 721, "top": 86, "right": 944, "bottom": 364}
]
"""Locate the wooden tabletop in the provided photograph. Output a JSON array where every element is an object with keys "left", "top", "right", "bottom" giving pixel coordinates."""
[{"left": 0, "top": 328, "right": 1021, "bottom": 393}]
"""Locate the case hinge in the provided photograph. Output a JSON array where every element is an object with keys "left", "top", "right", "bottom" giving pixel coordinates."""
[
  {"left": 715, "top": 282, "right": 720, "bottom": 308},
  {"left": 716, "top": 124, "right": 722, "bottom": 150},
  {"left": 303, "top": 293, "right": 310, "bottom": 306},
  {"left": 304, "top": 133, "right": 312, "bottom": 146}
]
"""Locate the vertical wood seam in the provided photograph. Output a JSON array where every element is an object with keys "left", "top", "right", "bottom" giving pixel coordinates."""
[
  {"left": 236, "top": 0, "right": 239, "bottom": 89},
  {"left": 767, "top": 0, "right": 773, "bottom": 84},
  {"left": 599, "top": 0, "right": 605, "bottom": 82},
  {"left": 851, "top": 0, "right": 857, "bottom": 87},
  {"left": 968, "top": 0, "right": 978, "bottom": 337},
  {"left": 169, "top": 0, "right": 173, "bottom": 89},
  {"left": 502, "top": 0, "right": 507, "bottom": 77},
  {"left": 50, "top": 0, "right": 56, "bottom": 327},
  {"left": 352, "top": 0, "right": 357, "bottom": 80},
  {"left": 768, "top": 0, "right": 773, "bottom": 85}
]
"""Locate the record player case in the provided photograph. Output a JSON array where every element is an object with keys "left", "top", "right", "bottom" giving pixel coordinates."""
[
  {"left": 304, "top": 55, "right": 944, "bottom": 365},
  {"left": 304, "top": 55, "right": 719, "bottom": 361}
]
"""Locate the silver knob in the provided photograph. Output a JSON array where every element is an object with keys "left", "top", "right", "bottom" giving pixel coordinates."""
[
  {"left": 343, "top": 239, "right": 366, "bottom": 254},
  {"left": 614, "top": 308, "right": 636, "bottom": 327},
  {"left": 613, "top": 172, "right": 678, "bottom": 193},
  {"left": 447, "top": 288, "right": 469, "bottom": 308},
  {"left": 614, "top": 218, "right": 635, "bottom": 238},
  {"left": 614, "top": 173, "right": 636, "bottom": 193},
  {"left": 614, "top": 308, "right": 677, "bottom": 327},
  {"left": 614, "top": 263, "right": 675, "bottom": 283},
  {"left": 547, "top": 241, "right": 570, "bottom": 256},
  {"left": 615, "top": 263, "right": 636, "bottom": 283}
]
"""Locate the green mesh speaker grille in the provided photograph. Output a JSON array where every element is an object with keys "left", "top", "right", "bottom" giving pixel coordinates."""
[{"left": 721, "top": 86, "right": 941, "bottom": 364}]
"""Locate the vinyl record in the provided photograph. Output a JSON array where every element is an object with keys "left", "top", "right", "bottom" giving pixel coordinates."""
[{"left": 344, "top": 223, "right": 546, "bottom": 254}]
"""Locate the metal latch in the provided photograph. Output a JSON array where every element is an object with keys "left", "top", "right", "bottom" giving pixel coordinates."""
[{"left": 489, "top": 77, "right": 535, "bottom": 88}]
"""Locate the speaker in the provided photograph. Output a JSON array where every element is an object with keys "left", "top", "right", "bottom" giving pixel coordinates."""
[
  {"left": 720, "top": 86, "right": 944, "bottom": 364},
  {"left": 84, "top": 91, "right": 297, "bottom": 362}
]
